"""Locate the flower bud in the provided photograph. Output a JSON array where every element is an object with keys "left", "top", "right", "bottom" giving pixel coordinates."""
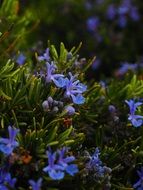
[
  {"left": 65, "top": 105, "right": 75, "bottom": 115},
  {"left": 52, "top": 106, "right": 59, "bottom": 113},
  {"left": 42, "top": 100, "right": 49, "bottom": 110},
  {"left": 47, "top": 96, "right": 53, "bottom": 106}
]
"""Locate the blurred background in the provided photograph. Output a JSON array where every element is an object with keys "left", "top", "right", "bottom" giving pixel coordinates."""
[{"left": 0, "top": 0, "right": 143, "bottom": 79}]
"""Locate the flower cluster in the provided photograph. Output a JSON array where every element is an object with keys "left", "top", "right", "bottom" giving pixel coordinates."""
[
  {"left": 43, "top": 147, "right": 78, "bottom": 180},
  {"left": 42, "top": 96, "right": 64, "bottom": 113},
  {"left": 106, "top": 0, "right": 140, "bottom": 28},
  {"left": 83, "top": 147, "right": 112, "bottom": 188},
  {"left": 125, "top": 100, "right": 143, "bottom": 127},
  {"left": 39, "top": 50, "right": 87, "bottom": 105},
  {"left": 86, "top": 16, "right": 102, "bottom": 42},
  {"left": 38, "top": 49, "right": 87, "bottom": 118},
  {"left": 85, "top": 148, "right": 111, "bottom": 178}
]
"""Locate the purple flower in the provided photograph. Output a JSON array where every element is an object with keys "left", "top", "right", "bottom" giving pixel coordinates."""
[
  {"left": 64, "top": 72, "right": 87, "bottom": 104},
  {"left": 92, "top": 58, "right": 101, "bottom": 70},
  {"left": 43, "top": 149, "right": 65, "bottom": 180},
  {"left": 119, "top": 0, "right": 131, "bottom": 12},
  {"left": 133, "top": 167, "right": 143, "bottom": 189},
  {"left": 86, "top": 17, "right": 100, "bottom": 32},
  {"left": 116, "top": 62, "right": 138, "bottom": 75},
  {"left": 125, "top": 100, "right": 143, "bottom": 127},
  {"left": 29, "top": 178, "right": 42, "bottom": 190},
  {"left": 16, "top": 53, "right": 26, "bottom": 65},
  {"left": 38, "top": 48, "right": 50, "bottom": 62},
  {"left": 106, "top": 4, "right": 116, "bottom": 20},
  {"left": 86, "top": 148, "right": 102, "bottom": 168},
  {"left": 43, "top": 147, "right": 78, "bottom": 180},
  {"left": 117, "top": 0, "right": 140, "bottom": 26},
  {"left": 86, "top": 148, "right": 107, "bottom": 178},
  {"left": 45, "top": 62, "right": 65, "bottom": 88},
  {"left": 57, "top": 147, "right": 78, "bottom": 176},
  {"left": 0, "top": 126, "right": 19, "bottom": 155},
  {"left": 118, "top": 7, "right": 129, "bottom": 15},
  {"left": 4, "top": 173, "right": 17, "bottom": 188},
  {"left": 118, "top": 15, "right": 127, "bottom": 28},
  {"left": 130, "top": 6, "right": 140, "bottom": 21},
  {"left": 0, "top": 168, "right": 16, "bottom": 189}
]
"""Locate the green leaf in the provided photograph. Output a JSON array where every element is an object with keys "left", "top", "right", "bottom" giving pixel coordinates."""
[{"left": 58, "top": 126, "right": 73, "bottom": 144}]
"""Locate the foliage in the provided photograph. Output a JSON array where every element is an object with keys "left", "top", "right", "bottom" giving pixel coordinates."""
[{"left": 1, "top": 0, "right": 143, "bottom": 190}]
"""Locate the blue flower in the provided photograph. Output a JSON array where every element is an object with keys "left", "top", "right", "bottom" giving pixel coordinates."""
[
  {"left": 86, "top": 16, "right": 100, "bottom": 32},
  {"left": 118, "top": 15, "right": 127, "bottom": 28},
  {"left": 16, "top": 53, "right": 26, "bottom": 65},
  {"left": 45, "top": 62, "right": 65, "bottom": 88},
  {"left": 38, "top": 48, "right": 50, "bottom": 62},
  {"left": 106, "top": 4, "right": 116, "bottom": 20},
  {"left": 86, "top": 148, "right": 102, "bottom": 169},
  {"left": 64, "top": 72, "right": 87, "bottom": 104},
  {"left": 29, "top": 178, "right": 42, "bottom": 190},
  {"left": 130, "top": 6, "right": 140, "bottom": 21},
  {"left": 43, "top": 149, "right": 65, "bottom": 180},
  {"left": 0, "top": 126, "right": 19, "bottom": 155},
  {"left": 133, "top": 167, "right": 143, "bottom": 189},
  {"left": 0, "top": 168, "right": 16, "bottom": 189},
  {"left": 57, "top": 147, "right": 79, "bottom": 176},
  {"left": 85, "top": 148, "right": 108, "bottom": 178},
  {"left": 125, "top": 100, "right": 143, "bottom": 127},
  {"left": 4, "top": 172, "right": 17, "bottom": 188},
  {"left": 116, "top": 62, "right": 138, "bottom": 76},
  {"left": 43, "top": 147, "right": 78, "bottom": 180}
]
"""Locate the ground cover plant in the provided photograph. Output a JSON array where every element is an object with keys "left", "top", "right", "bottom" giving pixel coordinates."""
[{"left": 1, "top": 0, "right": 143, "bottom": 190}]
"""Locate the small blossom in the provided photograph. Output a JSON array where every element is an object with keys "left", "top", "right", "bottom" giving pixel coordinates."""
[
  {"left": 0, "top": 168, "right": 17, "bottom": 189},
  {"left": 16, "top": 53, "right": 26, "bottom": 65},
  {"left": 125, "top": 100, "right": 143, "bottom": 127},
  {"left": 4, "top": 173, "right": 17, "bottom": 188},
  {"left": 86, "top": 16, "right": 100, "bottom": 32},
  {"left": 64, "top": 72, "right": 87, "bottom": 104},
  {"left": 0, "top": 126, "right": 19, "bottom": 155},
  {"left": 29, "top": 178, "right": 42, "bottom": 190},
  {"left": 85, "top": 148, "right": 111, "bottom": 179},
  {"left": 118, "top": 15, "right": 127, "bottom": 28},
  {"left": 57, "top": 147, "right": 78, "bottom": 176},
  {"left": 133, "top": 167, "right": 143, "bottom": 189},
  {"left": 38, "top": 48, "right": 50, "bottom": 62},
  {"left": 45, "top": 62, "right": 65, "bottom": 87},
  {"left": 116, "top": 62, "right": 138, "bottom": 76},
  {"left": 43, "top": 149, "right": 65, "bottom": 180},
  {"left": 43, "top": 147, "right": 78, "bottom": 180},
  {"left": 106, "top": 4, "right": 116, "bottom": 20},
  {"left": 129, "top": 6, "right": 140, "bottom": 21}
]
